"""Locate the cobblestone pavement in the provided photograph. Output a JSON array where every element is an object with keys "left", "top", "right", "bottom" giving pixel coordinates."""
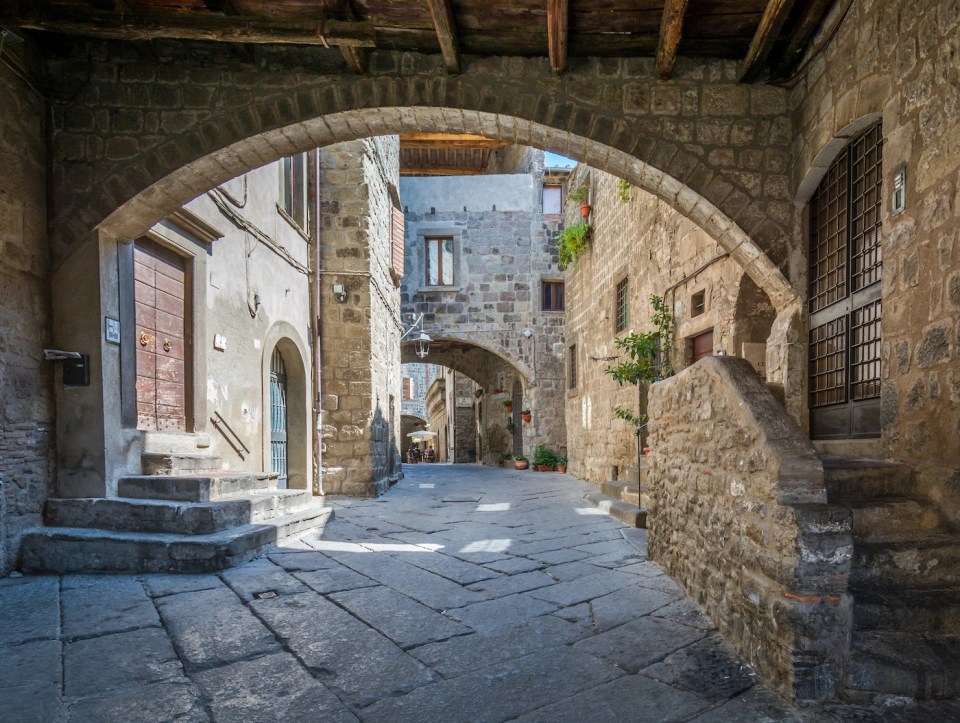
[{"left": 4, "top": 464, "right": 960, "bottom": 722}]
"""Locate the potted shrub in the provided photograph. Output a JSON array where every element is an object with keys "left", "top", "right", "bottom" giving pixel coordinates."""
[
  {"left": 533, "top": 445, "right": 557, "bottom": 472},
  {"left": 567, "top": 183, "right": 591, "bottom": 219},
  {"left": 503, "top": 399, "right": 513, "bottom": 411},
  {"left": 556, "top": 455, "right": 568, "bottom": 473},
  {"left": 514, "top": 454, "right": 529, "bottom": 470},
  {"left": 521, "top": 409, "right": 532, "bottom": 423},
  {"left": 499, "top": 453, "right": 511, "bottom": 468},
  {"left": 506, "top": 420, "right": 516, "bottom": 433},
  {"left": 557, "top": 222, "right": 592, "bottom": 270}
]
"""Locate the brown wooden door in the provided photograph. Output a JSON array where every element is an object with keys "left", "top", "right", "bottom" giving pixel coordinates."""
[
  {"left": 691, "top": 330, "right": 714, "bottom": 363},
  {"left": 135, "top": 239, "right": 187, "bottom": 432}
]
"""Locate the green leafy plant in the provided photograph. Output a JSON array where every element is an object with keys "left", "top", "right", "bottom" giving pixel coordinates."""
[
  {"left": 503, "top": 399, "right": 513, "bottom": 409},
  {"left": 556, "top": 454, "right": 568, "bottom": 466},
  {"left": 515, "top": 454, "right": 527, "bottom": 461},
  {"left": 532, "top": 445, "right": 557, "bottom": 467},
  {"left": 605, "top": 295, "right": 674, "bottom": 430},
  {"left": 557, "top": 222, "right": 592, "bottom": 270},
  {"left": 566, "top": 183, "right": 589, "bottom": 204},
  {"left": 616, "top": 178, "right": 631, "bottom": 203},
  {"left": 506, "top": 421, "right": 516, "bottom": 432}
]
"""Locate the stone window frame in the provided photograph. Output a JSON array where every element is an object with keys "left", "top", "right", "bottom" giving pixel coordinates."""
[
  {"left": 542, "top": 279, "right": 565, "bottom": 312},
  {"left": 416, "top": 227, "right": 463, "bottom": 293},
  {"left": 541, "top": 184, "right": 563, "bottom": 216},
  {"left": 691, "top": 289, "right": 706, "bottom": 317}
]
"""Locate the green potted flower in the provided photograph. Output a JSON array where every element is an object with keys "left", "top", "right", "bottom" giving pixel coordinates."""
[
  {"left": 514, "top": 454, "right": 529, "bottom": 470},
  {"left": 557, "top": 222, "right": 592, "bottom": 270},
  {"left": 556, "top": 455, "right": 568, "bottom": 473},
  {"left": 567, "top": 183, "right": 591, "bottom": 219},
  {"left": 532, "top": 445, "right": 557, "bottom": 472}
]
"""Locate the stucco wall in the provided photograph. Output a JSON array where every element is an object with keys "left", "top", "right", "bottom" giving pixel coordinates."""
[
  {"left": 0, "top": 47, "right": 54, "bottom": 572},
  {"left": 789, "top": 0, "right": 960, "bottom": 517},
  {"left": 563, "top": 166, "right": 770, "bottom": 482}
]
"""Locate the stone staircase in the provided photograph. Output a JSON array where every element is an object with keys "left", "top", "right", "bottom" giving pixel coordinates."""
[
  {"left": 584, "top": 462, "right": 648, "bottom": 528},
  {"left": 824, "top": 458, "right": 960, "bottom": 700},
  {"left": 19, "top": 435, "right": 333, "bottom": 574}
]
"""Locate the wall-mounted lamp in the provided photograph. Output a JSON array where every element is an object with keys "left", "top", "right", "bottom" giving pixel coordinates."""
[
  {"left": 332, "top": 283, "right": 347, "bottom": 303},
  {"left": 401, "top": 313, "right": 433, "bottom": 358},
  {"left": 414, "top": 331, "right": 432, "bottom": 359}
]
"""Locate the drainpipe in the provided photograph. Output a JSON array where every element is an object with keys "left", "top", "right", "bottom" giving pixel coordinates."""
[{"left": 311, "top": 148, "right": 323, "bottom": 495}]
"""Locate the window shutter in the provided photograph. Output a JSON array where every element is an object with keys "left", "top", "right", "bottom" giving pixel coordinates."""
[{"left": 391, "top": 207, "right": 405, "bottom": 280}]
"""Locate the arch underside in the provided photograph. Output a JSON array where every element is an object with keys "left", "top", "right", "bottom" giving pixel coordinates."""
[{"left": 400, "top": 335, "right": 527, "bottom": 392}]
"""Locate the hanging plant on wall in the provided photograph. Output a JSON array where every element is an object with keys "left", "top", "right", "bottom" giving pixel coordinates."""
[{"left": 557, "top": 222, "right": 592, "bottom": 270}]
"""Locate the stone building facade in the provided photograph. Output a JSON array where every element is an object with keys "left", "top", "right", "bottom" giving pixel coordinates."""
[
  {"left": 400, "top": 150, "right": 568, "bottom": 464},
  {"left": 317, "top": 137, "right": 403, "bottom": 496},
  {"left": 0, "top": 42, "right": 54, "bottom": 572},
  {"left": 564, "top": 165, "right": 772, "bottom": 481}
]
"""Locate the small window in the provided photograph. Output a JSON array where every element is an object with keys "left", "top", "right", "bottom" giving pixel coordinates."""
[
  {"left": 425, "top": 236, "right": 455, "bottom": 286},
  {"left": 542, "top": 281, "right": 565, "bottom": 311},
  {"left": 280, "top": 153, "right": 308, "bottom": 229},
  {"left": 691, "top": 290, "right": 706, "bottom": 317},
  {"left": 542, "top": 185, "right": 562, "bottom": 215},
  {"left": 568, "top": 344, "right": 578, "bottom": 389},
  {"left": 402, "top": 378, "right": 415, "bottom": 400},
  {"left": 615, "top": 277, "right": 629, "bottom": 334},
  {"left": 391, "top": 207, "right": 405, "bottom": 281}
]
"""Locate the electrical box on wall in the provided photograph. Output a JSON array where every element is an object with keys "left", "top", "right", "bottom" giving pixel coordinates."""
[
  {"left": 62, "top": 355, "right": 90, "bottom": 386},
  {"left": 741, "top": 343, "right": 766, "bottom": 377}
]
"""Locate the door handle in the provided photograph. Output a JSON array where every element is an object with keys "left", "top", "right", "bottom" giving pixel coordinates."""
[{"left": 139, "top": 332, "right": 153, "bottom": 347}]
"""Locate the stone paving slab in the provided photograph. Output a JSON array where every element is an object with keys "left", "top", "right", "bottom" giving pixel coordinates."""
[
  {"left": 396, "top": 548, "right": 502, "bottom": 584},
  {"left": 480, "top": 556, "right": 545, "bottom": 575},
  {"left": 409, "top": 615, "right": 589, "bottom": 679},
  {"left": 574, "top": 614, "right": 708, "bottom": 673},
  {"left": 64, "top": 627, "right": 186, "bottom": 696},
  {"left": 513, "top": 672, "right": 714, "bottom": 723},
  {"left": 294, "top": 566, "right": 379, "bottom": 595},
  {"left": 0, "top": 639, "right": 62, "bottom": 723},
  {"left": 155, "top": 587, "right": 282, "bottom": 670},
  {"left": 62, "top": 578, "right": 160, "bottom": 640},
  {"left": 444, "top": 592, "right": 560, "bottom": 633},
  {"left": 466, "top": 569, "right": 555, "bottom": 597},
  {"left": 642, "top": 633, "right": 759, "bottom": 701},
  {"left": 219, "top": 558, "right": 310, "bottom": 601},
  {"left": 588, "top": 583, "right": 681, "bottom": 632},
  {"left": 329, "top": 585, "right": 472, "bottom": 649},
  {"left": 529, "top": 569, "right": 640, "bottom": 606},
  {"left": 141, "top": 573, "right": 225, "bottom": 598},
  {"left": 191, "top": 651, "right": 358, "bottom": 722},
  {"left": 62, "top": 681, "right": 209, "bottom": 723},
  {"left": 361, "top": 646, "right": 624, "bottom": 723},
  {"left": 0, "top": 576, "right": 59, "bottom": 646},
  {"left": 248, "top": 590, "right": 435, "bottom": 708},
  {"left": 266, "top": 549, "right": 341, "bottom": 572}
]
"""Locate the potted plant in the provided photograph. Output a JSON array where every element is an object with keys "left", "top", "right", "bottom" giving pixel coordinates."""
[
  {"left": 556, "top": 454, "right": 567, "bottom": 473},
  {"left": 533, "top": 445, "right": 557, "bottom": 472},
  {"left": 521, "top": 409, "right": 531, "bottom": 423},
  {"left": 499, "top": 453, "right": 511, "bottom": 468},
  {"left": 506, "top": 420, "right": 516, "bottom": 433},
  {"left": 503, "top": 399, "right": 513, "bottom": 411},
  {"left": 557, "top": 221, "right": 592, "bottom": 270},
  {"left": 567, "top": 183, "right": 591, "bottom": 219},
  {"left": 514, "top": 454, "right": 529, "bottom": 470}
]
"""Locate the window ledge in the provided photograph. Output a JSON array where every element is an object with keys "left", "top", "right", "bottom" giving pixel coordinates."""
[
  {"left": 276, "top": 203, "right": 310, "bottom": 243},
  {"left": 418, "top": 285, "right": 461, "bottom": 294}
]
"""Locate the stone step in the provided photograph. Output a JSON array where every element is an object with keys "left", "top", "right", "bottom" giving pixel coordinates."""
[
  {"left": 601, "top": 480, "right": 642, "bottom": 507},
  {"left": 846, "top": 631, "right": 960, "bottom": 699},
  {"left": 141, "top": 452, "right": 223, "bottom": 476},
  {"left": 823, "top": 457, "right": 913, "bottom": 501},
  {"left": 43, "top": 489, "right": 314, "bottom": 535},
  {"left": 18, "top": 504, "right": 334, "bottom": 574},
  {"left": 840, "top": 496, "right": 945, "bottom": 540},
  {"left": 849, "top": 533, "right": 960, "bottom": 588},
  {"left": 584, "top": 492, "right": 646, "bottom": 528},
  {"left": 143, "top": 431, "right": 211, "bottom": 454},
  {"left": 621, "top": 464, "right": 649, "bottom": 485},
  {"left": 118, "top": 472, "right": 278, "bottom": 502},
  {"left": 853, "top": 585, "right": 960, "bottom": 634}
]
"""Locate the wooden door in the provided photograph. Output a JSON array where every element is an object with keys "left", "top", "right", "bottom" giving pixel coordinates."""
[
  {"left": 691, "top": 330, "right": 714, "bottom": 363},
  {"left": 135, "top": 239, "right": 187, "bottom": 432}
]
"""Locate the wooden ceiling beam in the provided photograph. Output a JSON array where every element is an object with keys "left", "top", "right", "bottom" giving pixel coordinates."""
[
  {"left": 772, "top": 0, "right": 835, "bottom": 79},
  {"left": 546, "top": 0, "right": 568, "bottom": 74},
  {"left": 655, "top": 0, "right": 689, "bottom": 79},
  {"left": 738, "top": 0, "right": 799, "bottom": 82},
  {"left": 338, "top": 1, "right": 370, "bottom": 74},
  {"left": 0, "top": 6, "right": 376, "bottom": 48},
  {"left": 425, "top": 0, "right": 460, "bottom": 74}
]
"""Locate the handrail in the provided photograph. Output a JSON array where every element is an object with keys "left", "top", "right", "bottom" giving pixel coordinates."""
[{"left": 210, "top": 411, "right": 250, "bottom": 460}]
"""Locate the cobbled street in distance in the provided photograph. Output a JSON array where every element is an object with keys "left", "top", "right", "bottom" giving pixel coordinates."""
[{"left": 4, "top": 464, "right": 960, "bottom": 722}]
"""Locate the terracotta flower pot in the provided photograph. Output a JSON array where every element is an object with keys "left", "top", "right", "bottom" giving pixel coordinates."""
[
  {"left": 521, "top": 413, "right": 531, "bottom": 423},
  {"left": 537, "top": 464, "right": 553, "bottom": 472},
  {"left": 557, "top": 465, "right": 567, "bottom": 473},
  {"left": 580, "top": 203, "right": 591, "bottom": 219},
  {"left": 515, "top": 460, "right": 529, "bottom": 470}
]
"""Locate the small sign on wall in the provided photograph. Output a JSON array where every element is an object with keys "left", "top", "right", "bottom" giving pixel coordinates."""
[
  {"left": 213, "top": 334, "right": 227, "bottom": 352},
  {"left": 104, "top": 317, "right": 120, "bottom": 344}
]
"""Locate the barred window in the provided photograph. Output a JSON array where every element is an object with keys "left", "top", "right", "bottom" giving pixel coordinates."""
[
  {"left": 615, "top": 277, "right": 629, "bottom": 333},
  {"left": 568, "top": 344, "right": 577, "bottom": 389}
]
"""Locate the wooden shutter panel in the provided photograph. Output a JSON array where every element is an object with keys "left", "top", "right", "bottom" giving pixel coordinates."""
[{"left": 391, "top": 207, "right": 405, "bottom": 280}]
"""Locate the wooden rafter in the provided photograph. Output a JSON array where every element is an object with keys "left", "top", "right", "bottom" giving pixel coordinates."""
[
  {"left": 773, "top": 0, "right": 835, "bottom": 79},
  {"left": 0, "top": 6, "right": 376, "bottom": 48},
  {"left": 655, "top": 0, "right": 689, "bottom": 79},
  {"left": 425, "top": 0, "right": 460, "bottom": 74},
  {"left": 739, "top": 0, "right": 799, "bottom": 82},
  {"left": 546, "top": 0, "right": 568, "bottom": 75},
  {"left": 338, "top": 0, "right": 370, "bottom": 74}
]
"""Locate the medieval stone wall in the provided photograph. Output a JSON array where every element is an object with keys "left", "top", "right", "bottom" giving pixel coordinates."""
[
  {"left": 789, "top": 0, "right": 960, "bottom": 517},
  {"left": 564, "top": 165, "right": 769, "bottom": 482},
  {"left": 0, "top": 50, "right": 54, "bottom": 572},
  {"left": 400, "top": 163, "right": 567, "bottom": 464},
  {"left": 648, "top": 357, "right": 852, "bottom": 701},
  {"left": 319, "top": 136, "right": 402, "bottom": 495}
]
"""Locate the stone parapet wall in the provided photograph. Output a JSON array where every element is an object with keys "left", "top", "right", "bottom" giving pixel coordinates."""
[
  {"left": 0, "top": 51, "right": 55, "bottom": 573},
  {"left": 647, "top": 357, "right": 852, "bottom": 701}
]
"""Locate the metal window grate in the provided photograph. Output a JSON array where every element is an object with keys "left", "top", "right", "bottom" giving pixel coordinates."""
[
  {"left": 850, "top": 124, "right": 883, "bottom": 292},
  {"left": 808, "top": 318, "right": 847, "bottom": 408},
  {"left": 568, "top": 344, "right": 577, "bottom": 389},
  {"left": 850, "top": 299, "right": 881, "bottom": 401},
  {"left": 270, "top": 348, "right": 288, "bottom": 485},
  {"left": 809, "top": 149, "right": 849, "bottom": 313},
  {"left": 615, "top": 277, "right": 628, "bottom": 333}
]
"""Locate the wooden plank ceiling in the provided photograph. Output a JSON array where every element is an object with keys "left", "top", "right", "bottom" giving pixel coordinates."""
[
  {"left": 0, "top": 1, "right": 835, "bottom": 82},
  {"left": 399, "top": 134, "right": 509, "bottom": 176}
]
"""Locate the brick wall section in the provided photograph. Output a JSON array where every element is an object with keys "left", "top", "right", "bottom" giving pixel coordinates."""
[
  {"left": 789, "top": 0, "right": 960, "bottom": 517},
  {"left": 648, "top": 357, "right": 853, "bottom": 701},
  {"left": 564, "top": 165, "right": 772, "bottom": 481},
  {"left": 318, "top": 137, "right": 402, "bottom": 495},
  {"left": 0, "top": 52, "right": 55, "bottom": 572}
]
